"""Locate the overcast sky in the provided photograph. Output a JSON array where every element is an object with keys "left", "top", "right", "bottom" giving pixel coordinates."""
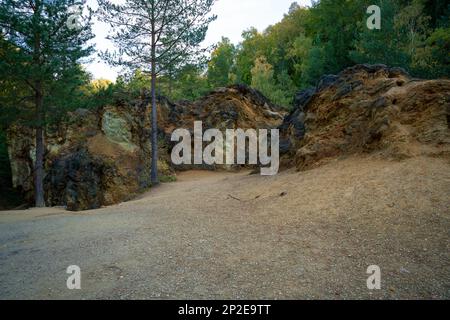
[{"left": 85, "top": 0, "right": 312, "bottom": 81}]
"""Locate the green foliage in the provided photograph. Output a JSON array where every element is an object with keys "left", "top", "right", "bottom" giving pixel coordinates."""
[
  {"left": 350, "top": 0, "right": 410, "bottom": 67},
  {"left": 0, "top": 0, "right": 95, "bottom": 205},
  {"left": 97, "top": 0, "right": 217, "bottom": 78},
  {"left": 234, "top": 28, "right": 264, "bottom": 85},
  {"left": 79, "top": 78, "right": 116, "bottom": 110},
  {"left": 305, "top": 0, "right": 364, "bottom": 74},
  {"left": 0, "top": 0, "right": 95, "bottom": 126},
  {"left": 207, "top": 37, "right": 236, "bottom": 88},
  {"left": 230, "top": 0, "right": 449, "bottom": 108},
  {"left": 2, "top": 0, "right": 449, "bottom": 123},
  {"left": 251, "top": 56, "right": 275, "bottom": 95},
  {"left": 107, "top": 64, "right": 210, "bottom": 103},
  {"left": 413, "top": 27, "right": 450, "bottom": 78},
  {"left": 112, "top": 0, "right": 448, "bottom": 107},
  {"left": 350, "top": 0, "right": 449, "bottom": 79},
  {"left": 164, "top": 64, "right": 210, "bottom": 101},
  {"left": 159, "top": 175, "right": 177, "bottom": 183},
  {"left": 251, "top": 56, "right": 293, "bottom": 107}
]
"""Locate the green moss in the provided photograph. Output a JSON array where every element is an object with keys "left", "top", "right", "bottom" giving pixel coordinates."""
[{"left": 159, "top": 175, "right": 177, "bottom": 183}]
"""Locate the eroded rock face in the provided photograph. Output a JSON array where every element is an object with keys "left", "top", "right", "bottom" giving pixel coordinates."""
[
  {"left": 281, "top": 64, "right": 450, "bottom": 170},
  {"left": 10, "top": 65, "right": 447, "bottom": 210},
  {"left": 162, "top": 85, "right": 286, "bottom": 171},
  {"left": 46, "top": 148, "right": 105, "bottom": 211},
  {"left": 162, "top": 85, "right": 284, "bottom": 131},
  {"left": 7, "top": 102, "right": 158, "bottom": 211},
  {"left": 7, "top": 85, "right": 285, "bottom": 211}
]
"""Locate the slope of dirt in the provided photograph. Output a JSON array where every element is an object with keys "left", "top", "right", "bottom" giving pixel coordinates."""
[{"left": 0, "top": 155, "right": 448, "bottom": 299}]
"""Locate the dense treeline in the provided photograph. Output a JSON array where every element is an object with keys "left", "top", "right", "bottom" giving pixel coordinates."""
[
  {"left": 2, "top": 0, "right": 449, "bottom": 124},
  {"left": 58, "top": 0, "right": 450, "bottom": 109},
  {"left": 150, "top": 0, "right": 449, "bottom": 106}
]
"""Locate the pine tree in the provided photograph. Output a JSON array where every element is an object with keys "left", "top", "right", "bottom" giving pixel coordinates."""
[
  {"left": 97, "top": 0, "right": 217, "bottom": 185},
  {"left": 0, "top": 0, "right": 94, "bottom": 207}
]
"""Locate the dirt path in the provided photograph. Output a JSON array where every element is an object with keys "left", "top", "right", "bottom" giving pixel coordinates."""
[{"left": 0, "top": 155, "right": 449, "bottom": 299}]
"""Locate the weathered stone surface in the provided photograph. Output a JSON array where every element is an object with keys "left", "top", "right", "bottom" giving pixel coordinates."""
[
  {"left": 45, "top": 148, "right": 105, "bottom": 211},
  {"left": 7, "top": 84, "right": 285, "bottom": 211},
  {"left": 293, "top": 87, "right": 315, "bottom": 111},
  {"left": 7, "top": 102, "right": 156, "bottom": 211},
  {"left": 163, "top": 85, "right": 284, "bottom": 131},
  {"left": 281, "top": 64, "right": 450, "bottom": 170},
  {"left": 10, "top": 64, "right": 448, "bottom": 210},
  {"left": 101, "top": 109, "right": 138, "bottom": 152}
]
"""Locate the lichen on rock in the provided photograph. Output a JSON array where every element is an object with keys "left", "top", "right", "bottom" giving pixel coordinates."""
[{"left": 101, "top": 109, "right": 138, "bottom": 152}]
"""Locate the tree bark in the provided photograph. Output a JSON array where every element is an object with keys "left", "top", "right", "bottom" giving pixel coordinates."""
[
  {"left": 168, "top": 67, "right": 173, "bottom": 96},
  {"left": 34, "top": 87, "right": 45, "bottom": 207},
  {"left": 33, "top": 1, "right": 45, "bottom": 207},
  {"left": 150, "top": 10, "right": 159, "bottom": 185}
]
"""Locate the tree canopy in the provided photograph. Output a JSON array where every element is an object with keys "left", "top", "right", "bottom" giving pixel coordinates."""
[
  {"left": 0, "top": 0, "right": 94, "bottom": 206},
  {"left": 102, "top": 0, "right": 449, "bottom": 108}
]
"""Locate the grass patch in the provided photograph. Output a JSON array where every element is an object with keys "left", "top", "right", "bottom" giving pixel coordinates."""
[{"left": 159, "top": 175, "right": 177, "bottom": 183}]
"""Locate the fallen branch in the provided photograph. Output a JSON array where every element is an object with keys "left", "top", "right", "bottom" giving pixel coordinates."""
[{"left": 227, "top": 194, "right": 242, "bottom": 201}]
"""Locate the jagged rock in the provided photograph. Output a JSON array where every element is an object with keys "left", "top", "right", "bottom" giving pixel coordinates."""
[
  {"left": 281, "top": 64, "right": 450, "bottom": 170},
  {"left": 101, "top": 109, "right": 138, "bottom": 152},
  {"left": 293, "top": 87, "right": 315, "bottom": 111},
  {"left": 316, "top": 74, "right": 339, "bottom": 92},
  {"left": 7, "top": 103, "right": 158, "bottom": 211},
  {"left": 279, "top": 88, "right": 313, "bottom": 154},
  {"left": 7, "top": 84, "right": 285, "bottom": 210},
  {"left": 157, "top": 85, "right": 285, "bottom": 171},
  {"left": 45, "top": 148, "right": 105, "bottom": 211},
  {"left": 165, "top": 84, "right": 284, "bottom": 131}
]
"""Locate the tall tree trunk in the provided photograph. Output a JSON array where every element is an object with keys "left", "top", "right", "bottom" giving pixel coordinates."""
[
  {"left": 168, "top": 68, "right": 173, "bottom": 96},
  {"left": 34, "top": 87, "right": 45, "bottom": 207},
  {"left": 33, "top": 2, "right": 45, "bottom": 207},
  {"left": 150, "top": 16, "right": 159, "bottom": 185},
  {"left": 150, "top": 63, "right": 158, "bottom": 185}
]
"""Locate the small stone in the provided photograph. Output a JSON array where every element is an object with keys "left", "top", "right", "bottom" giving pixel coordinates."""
[{"left": 400, "top": 267, "right": 410, "bottom": 274}]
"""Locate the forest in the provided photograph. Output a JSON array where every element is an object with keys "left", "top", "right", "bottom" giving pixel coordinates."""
[
  {"left": 134, "top": 0, "right": 450, "bottom": 106},
  {"left": 0, "top": 0, "right": 449, "bottom": 207}
]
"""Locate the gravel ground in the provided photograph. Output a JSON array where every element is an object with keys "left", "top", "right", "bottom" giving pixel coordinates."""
[{"left": 0, "top": 155, "right": 449, "bottom": 300}]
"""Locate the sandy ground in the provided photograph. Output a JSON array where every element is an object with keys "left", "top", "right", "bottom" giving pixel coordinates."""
[{"left": 0, "top": 155, "right": 449, "bottom": 300}]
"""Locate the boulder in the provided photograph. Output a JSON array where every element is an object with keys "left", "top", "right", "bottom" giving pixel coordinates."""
[
  {"left": 7, "top": 103, "right": 157, "bottom": 211},
  {"left": 280, "top": 64, "right": 450, "bottom": 170}
]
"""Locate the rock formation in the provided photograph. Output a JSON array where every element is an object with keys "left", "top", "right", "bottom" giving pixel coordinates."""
[
  {"left": 6, "top": 65, "right": 449, "bottom": 210},
  {"left": 280, "top": 64, "right": 450, "bottom": 170},
  {"left": 7, "top": 85, "right": 284, "bottom": 211}
]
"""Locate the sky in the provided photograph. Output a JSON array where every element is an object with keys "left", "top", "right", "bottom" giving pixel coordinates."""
[{"left": 85, "top": 0, "right": 312, "bottom": 81}]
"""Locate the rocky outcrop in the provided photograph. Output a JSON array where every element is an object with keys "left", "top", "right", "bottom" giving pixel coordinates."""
[
  {"left": 8, "top": 65, "right": 449, "bottom": 210},
  {"left": 280, "top": 64, "right": 450, "bottom": 170},
  {"left": 7, "top": 85, "right": 284, "bottom": 211},
  {"left": 7, "top": 102, "right": 159, "bottom": 211},
  {"left": 160, "top": 84, "right": 284, "bottom": 132}
]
